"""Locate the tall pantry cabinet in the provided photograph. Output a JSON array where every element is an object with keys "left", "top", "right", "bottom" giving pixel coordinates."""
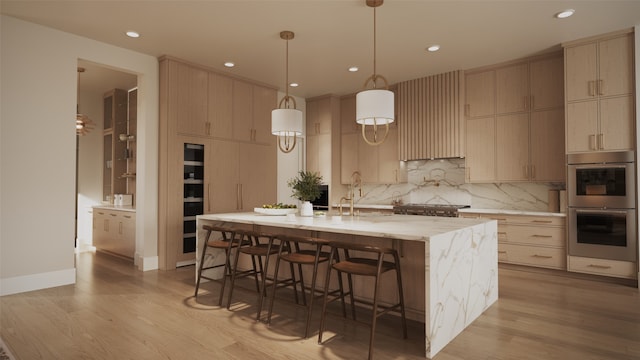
[
  {"left": 564, "top": 29, "right": 635, "bottom": 153},
  {"left": 159, "top": 57, "right": 277, "bottom": 269}
]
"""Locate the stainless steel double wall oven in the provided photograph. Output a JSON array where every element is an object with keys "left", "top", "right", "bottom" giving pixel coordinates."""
[{"left": 567, "top": 151, "right": 637, "bottom": 262}]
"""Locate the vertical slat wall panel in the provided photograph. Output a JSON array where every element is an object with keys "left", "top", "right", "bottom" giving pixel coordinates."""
[{"left": 397, "top": 70, "right": 464, "bottom": 160}]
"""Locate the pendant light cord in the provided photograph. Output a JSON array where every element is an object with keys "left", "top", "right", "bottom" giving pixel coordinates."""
[{"left": 373, "top": 6, "right": 377, "bottom": 87}]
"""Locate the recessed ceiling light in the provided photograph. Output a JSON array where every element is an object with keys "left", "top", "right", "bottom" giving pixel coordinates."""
[
  {"left": 224, "top": 62, "right": 235, "bottom": 68},
  {"left": 555, "top": 9, "right": 575, "bottom": 19},
  {"left": 126, "top": 31, "right": 140, "bottom": 38},
  {"left": 348, "top": 66, "right": 359, "bottom": 72},
  {"left": 427, "top": 45, "right": 440, "bottom": 52},
  {"left": 289, "top": 83, "right": 299, "bottom": 87}
]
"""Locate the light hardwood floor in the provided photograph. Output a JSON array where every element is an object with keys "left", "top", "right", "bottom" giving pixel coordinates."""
[{"left": 1, "top": 251, "right": 639, "bottom": 360}]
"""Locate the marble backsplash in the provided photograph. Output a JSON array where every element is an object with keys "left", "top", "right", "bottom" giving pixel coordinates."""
[{"left": 354, "top": 158, "right": 565, "bottom": 212}]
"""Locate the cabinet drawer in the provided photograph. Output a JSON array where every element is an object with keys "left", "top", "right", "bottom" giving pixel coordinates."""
[
  {"left": 499, "top": 244, "right": 566, "bottom": 270},
  {"left": 568, "top": 256, "right": 637, "bottom": 279},
  {"left": 503, "top": 224, "right": 565, "bottom": 247}
]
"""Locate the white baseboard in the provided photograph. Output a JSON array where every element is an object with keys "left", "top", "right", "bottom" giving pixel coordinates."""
[
  {"left": 0, "top": 268, "right": 76, "bottom": 296},
  {"left": 139, "top": 256, "right": 158, "bottom": 271}
]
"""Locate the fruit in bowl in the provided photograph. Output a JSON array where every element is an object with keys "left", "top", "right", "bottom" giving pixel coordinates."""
[{"left": 262, "top": 203, "right": 297, "bottom": 209}]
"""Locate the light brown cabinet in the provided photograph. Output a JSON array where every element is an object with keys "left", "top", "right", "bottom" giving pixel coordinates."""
[
  {"left": 306, "top": 95, "right": 339, "bottom": 182},
  {"left": 465, "top": 53, "right": 565, "bottom": 183},
  {"left": 460, "top": 212, "right": 566, "bottom": 270},
  {"left": 93, "top": 208, "right": 136, "bottom": 259},
  {"left": 564, "top": 30, "right": 635, "bottom": 153},
  {"left": 340, "top": 94, "right": 406, "bottom": 185},
  {"left": 159, "top": 57, "right": 277, "bottom": 269}
]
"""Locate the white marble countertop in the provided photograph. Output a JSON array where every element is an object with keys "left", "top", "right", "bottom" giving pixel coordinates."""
[
  {"left": 458, "top": 208, "right": 566, "bottom": 217},
  {"left": 198, "top": 212, "right": 492, "bottom": 242},
  {"left": 92, "top": 204, "right": 136, "bottom": 213}
]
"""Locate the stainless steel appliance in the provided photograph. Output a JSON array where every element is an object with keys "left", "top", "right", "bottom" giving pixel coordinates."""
[
  {"left": 393, "top": 204, "right": 470, "bottom": 217},
  {"left": 567, "top": 151, "right": 635, "bottom": 209},
  {"left": 568, "top": 208, "right": 637, "bottom": 261},
  {"left": 567, "top": 151, "right": 637, "bottom": 262}
]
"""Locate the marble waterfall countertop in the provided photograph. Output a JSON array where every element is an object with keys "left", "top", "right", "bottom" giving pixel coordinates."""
[
  {"left": 197, "top": 212, "right": 498, "bottom": 359},
  {"left": 198, "top": 212, "right": 491, "bottom": 240}
]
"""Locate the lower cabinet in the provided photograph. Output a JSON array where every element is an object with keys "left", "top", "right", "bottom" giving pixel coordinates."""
[
  {"left": 93, "top": 208, "right": 136, "bottom": 259},
  {"left": 460, "top": 212, "right": 566, "bottom": 270},
  {"left": 568, "top": 256, "right": 637, "bottom": 279}
]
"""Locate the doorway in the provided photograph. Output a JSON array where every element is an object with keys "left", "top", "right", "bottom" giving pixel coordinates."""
[{"left": 75, "top": 60, "right": 137, "bottom": 254}]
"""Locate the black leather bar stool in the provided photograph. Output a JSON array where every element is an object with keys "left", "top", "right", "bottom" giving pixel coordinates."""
[
  {"left": 226, "top": 229, "right": 280, "bottom": 321},
  {"left": 194, "top": 224, "right": 248, "bottom": 306},
  {"left": 318, "top": 241, "right": 407, "bottom": 360},
  {"left": 267, "top": 234, "right": 345, "bottom": 338}
]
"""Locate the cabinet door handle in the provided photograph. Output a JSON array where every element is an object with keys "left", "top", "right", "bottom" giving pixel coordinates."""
[
  {"left": 236, "top": 184, "right": 240, "bottom": 210},
  {"left": 588, "top": 80, "right": 595, "bottom": 96},
  {"left": 588, "top": 264, "right": 612, "bottom": 270},
  {"left": 239, "top": 184, "right": 243, "bottom": 210},
  {"left": 523, "top": 165, "right": 529, "bottom": 178},
  {"left": 532, "top": 234, "right": 553, "bottom": 238},
  {"left": 207, "top": 183, "right": 211, "bottom": 212},
  {"left": 119, "top": 222, "right": 123, "bottom": 235},
  {"left": 589, "top": 134, "right": 596, "bottom": 150},
  {"left": 530, "top": 95, "right": 534, "bottom": 110},
  {"left": 598, "top": 79, "right": 604, "bottom": 95},
  {"left": 531, "top": 165, "right": 536, "bottom": 180},
  {"left": 598, "top": 134, "right": 604, "bottom": 150},
  {"left": 532, "top": 254, "right": 553, "bottom": 259}
]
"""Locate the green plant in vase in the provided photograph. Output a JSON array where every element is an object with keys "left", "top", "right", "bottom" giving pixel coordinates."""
[{"left": 287, "top": 171, "right": 323, "bottom": 216}]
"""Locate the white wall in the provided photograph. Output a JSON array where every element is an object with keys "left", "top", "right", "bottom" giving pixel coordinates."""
[
  {"left": 0, "top": 15, "right": 159, "bottom": 296},
  {"left": 276, "top": 92, "right": 306, "bottom": 205}
]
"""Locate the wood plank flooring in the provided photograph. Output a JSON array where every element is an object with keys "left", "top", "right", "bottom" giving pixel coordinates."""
[{"left": 1, "top": 251, "right": 639, "bottom": 359}]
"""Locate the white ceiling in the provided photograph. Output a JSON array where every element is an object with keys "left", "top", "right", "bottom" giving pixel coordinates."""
[{"left": 2, "top": 1, "right": 640, "bottom": 99}]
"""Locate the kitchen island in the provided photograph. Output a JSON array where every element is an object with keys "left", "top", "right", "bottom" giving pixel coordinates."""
[{"left": 196, "top": 212, "right": 498, "bottom": 359}]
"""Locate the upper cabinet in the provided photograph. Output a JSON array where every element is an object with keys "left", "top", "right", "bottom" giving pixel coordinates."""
[
  {"left": 564, "top": 29, "right": 635, "bottom": 153},
  {"left": 465, "top": 52, "right": 565, "bottom": 183},
  {"left": 160, "top": 57, "right": 277, "bottom": 143},
  {"left": 306, "top": 95, "right": 339, "bottom": 184},
  {"left": 397, "top": 71, "right": 465, "bottom": 160}
]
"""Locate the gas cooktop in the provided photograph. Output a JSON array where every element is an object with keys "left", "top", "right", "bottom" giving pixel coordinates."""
[{"left": 392, "top": 204, "right": 470, "bottom": 217}]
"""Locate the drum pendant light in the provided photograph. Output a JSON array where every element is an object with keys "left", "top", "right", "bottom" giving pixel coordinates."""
[
  {"left": 272, "top": 30, "right": 303, "bottom": 153},
  {"left": 356, "top": 0, "right": 394, "bottom": 146}
]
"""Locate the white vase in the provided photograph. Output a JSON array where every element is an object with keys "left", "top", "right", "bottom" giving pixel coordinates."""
[{"left": 300, "top": 201, "right": 314, "bottom": 217}]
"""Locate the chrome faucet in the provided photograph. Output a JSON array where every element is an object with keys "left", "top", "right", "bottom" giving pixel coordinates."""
[{"left": 339, "top": 171, "right": 362, "bottom": 217}]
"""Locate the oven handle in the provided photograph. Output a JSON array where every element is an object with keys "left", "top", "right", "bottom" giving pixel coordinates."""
[
  {"left": 570, "top": 163, "right": 629, "bottom": 169},
  {"left": 574, "top": 209, "right": 630, "bottom": 215}
]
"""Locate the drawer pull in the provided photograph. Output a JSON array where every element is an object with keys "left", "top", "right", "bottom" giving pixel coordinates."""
[
  {"left": 109, "top": 214, "right": 117, "bottom": 217},
  {"left": 532, "top": 234, "right": 553, "bottom": 238},
  {"left": 532, "top": 254, "right": 553, "bottom": 259},
  {"left": 587, "top": 264, "right": 612, "bottom": 270},
  {"left": 497, "top": 232, "right": 507, "bottom": 235},
  {"left": 491, "top": 218, "right": 507, "bottom": 221},
  {"left": 124, "top": 215, "right": 131, "bottom": 219},
  {"left": 532, "top": 220, "right": 552, "bottom": 224},
  {"left": 498, "top": 251, "right": 507, "bottom": 254}
]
